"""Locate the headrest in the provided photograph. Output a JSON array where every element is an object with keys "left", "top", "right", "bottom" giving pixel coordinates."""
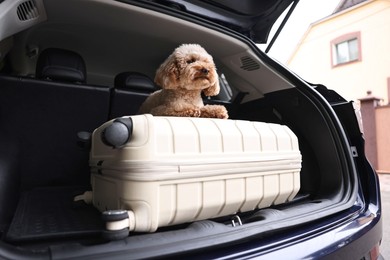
[
  {"left": 36, "top": 48, "right": 86, "bottom": 83},
  {"left": 114, "top": 72, "right": 156, "bottom": 92}
]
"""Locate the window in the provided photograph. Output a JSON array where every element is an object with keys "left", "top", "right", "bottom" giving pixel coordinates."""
[
  {"left": 331, "top": 32, "right": 361, "bottom": 67},
  {"left": 335, "top": 38, "right": 358, "bottom": 64}
]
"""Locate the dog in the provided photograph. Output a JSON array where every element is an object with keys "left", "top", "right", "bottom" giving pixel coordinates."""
[{"left": 138, "top": 44, "right": 228, "bottom": 119}]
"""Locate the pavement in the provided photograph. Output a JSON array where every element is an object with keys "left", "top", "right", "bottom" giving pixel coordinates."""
[{"left": 379, "top": 174, "right": 390, "bottom": 259}]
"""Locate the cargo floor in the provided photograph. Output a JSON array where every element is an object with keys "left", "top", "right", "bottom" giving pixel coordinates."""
[{"left": 6, "top": 187, "right": 104, "bottom": 243}]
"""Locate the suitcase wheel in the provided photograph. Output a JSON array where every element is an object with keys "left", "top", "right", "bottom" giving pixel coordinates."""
[
  {"left": 102, "top": 209, "right": 129, "bottom": 222},
  {"left": 102, "top": 228, "right": 129, "bottom": 241},
  {"left": 102, "top": 210, "right": 135, "bottom": 240},
  {"left": 101, "top": 117, "right": 133, "bottom": 148}
]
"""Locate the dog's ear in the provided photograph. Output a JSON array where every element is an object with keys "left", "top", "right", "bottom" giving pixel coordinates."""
[
  {"left": 202, "top": 78, "right": 220, "bottom": 97},
  {"left": 154, "top": 55, "right": 179, "bottom": 89}
]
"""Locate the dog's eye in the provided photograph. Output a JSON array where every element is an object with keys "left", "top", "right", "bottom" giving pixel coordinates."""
[{"left": 186, "top": 58, "right": 196, "bottom": 64}]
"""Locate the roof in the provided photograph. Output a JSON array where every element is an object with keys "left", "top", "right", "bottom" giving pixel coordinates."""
[{"left": 333, "top": 0, "right": 368, "bottom": 13}]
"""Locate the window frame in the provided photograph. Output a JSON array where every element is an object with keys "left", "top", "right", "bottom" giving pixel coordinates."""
[{"left": 331, "top": 32, "right": 362, "bottom": 67}]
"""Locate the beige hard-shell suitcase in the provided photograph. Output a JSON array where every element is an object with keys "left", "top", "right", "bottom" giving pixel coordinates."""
[{"left": 88, "top": 114, "right": 301, "bottom": 234}]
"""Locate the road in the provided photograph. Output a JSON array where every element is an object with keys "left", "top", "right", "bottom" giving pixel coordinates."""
[{"left": 379, "top": 174, "right": 390, "bottom": 259}]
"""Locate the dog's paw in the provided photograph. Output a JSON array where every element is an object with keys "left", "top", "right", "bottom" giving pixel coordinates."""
[
  {"left": 200, "top": 105, "right": 228, "bottom": 119},
  {"left": 216, "top": 109, "right": 229, "bottom": 119},
  {"left": 214, "top": 110, "right": 228, "bottom": 119},
  {"left": 174, "top": 108, "right": 201, "bottom": 117},
  {"left": 186, "top": 109, "right": 201, "bottom": 117},
  {"left": 194, "top": 109, "right": 202, "bottom": 117}
]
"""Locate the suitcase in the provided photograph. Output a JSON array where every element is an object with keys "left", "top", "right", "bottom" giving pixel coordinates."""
[{"left": 88, "top": 114, "right": 301, "bottom": 234}]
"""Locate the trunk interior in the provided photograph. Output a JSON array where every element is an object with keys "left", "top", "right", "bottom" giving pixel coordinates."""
[{"left": 0, "top": 0, "right": 358, "bottom": 258}]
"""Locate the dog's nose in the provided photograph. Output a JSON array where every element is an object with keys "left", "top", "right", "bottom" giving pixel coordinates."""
[{"left": 201, "top": 68, "right": 209, "bottom": 75}]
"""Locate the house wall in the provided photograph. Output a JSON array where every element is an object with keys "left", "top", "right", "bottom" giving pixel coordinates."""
[{"left": 288, "top": 0, "right": 390, "bottom": 104}]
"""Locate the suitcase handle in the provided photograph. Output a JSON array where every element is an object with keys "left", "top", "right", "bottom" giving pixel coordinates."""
[{"left": 101, "top": 117, "right": 133, "bottom": 148}]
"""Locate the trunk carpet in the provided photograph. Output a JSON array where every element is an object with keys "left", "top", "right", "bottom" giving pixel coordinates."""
[{"left": 6, "top": 187, "right": 103, "bottom": 242}]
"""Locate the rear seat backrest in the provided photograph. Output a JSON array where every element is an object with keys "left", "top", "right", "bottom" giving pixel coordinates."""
[
  {"left": 110, "top": 71, "right": 157, "bottom": 118},
  {"left": 0, "top": 48, "right": 111, "bottom": 190}
]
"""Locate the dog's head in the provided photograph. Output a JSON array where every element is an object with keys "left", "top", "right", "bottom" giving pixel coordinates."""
[{"left": 154, "top": 44, "right": 220, "bottom": 96}]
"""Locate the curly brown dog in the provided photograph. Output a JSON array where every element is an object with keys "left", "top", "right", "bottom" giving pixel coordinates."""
[{"left": 138, "top": 44, "right": 228, "bottom": 119}]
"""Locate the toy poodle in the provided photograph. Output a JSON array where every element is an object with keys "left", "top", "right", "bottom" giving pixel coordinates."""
[{"left": 138, "top": 44, "right": 228, "bottom": 119}]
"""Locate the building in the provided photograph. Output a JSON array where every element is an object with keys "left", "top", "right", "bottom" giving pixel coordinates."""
[{"left": 288, "top": 0, "right": 390, "bottom": 104}]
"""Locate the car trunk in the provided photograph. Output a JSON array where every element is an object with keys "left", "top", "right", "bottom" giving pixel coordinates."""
[{"left": 0, "top": 0, "right": 362, "bottom": 258}]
